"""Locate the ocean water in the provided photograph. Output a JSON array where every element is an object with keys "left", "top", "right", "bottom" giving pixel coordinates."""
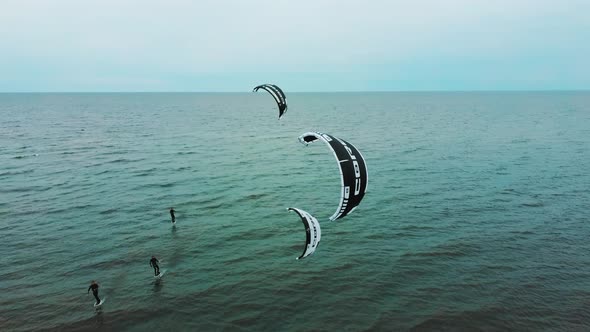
[{"left": 1, "top": 91, "right": 589, "bottom": 331}]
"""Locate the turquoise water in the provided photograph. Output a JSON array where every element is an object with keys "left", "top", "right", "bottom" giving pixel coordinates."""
[{"left": 1, "top": 92, "right": 590, "bottom": 331}]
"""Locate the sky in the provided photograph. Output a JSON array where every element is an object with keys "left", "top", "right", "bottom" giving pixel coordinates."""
[{"left": 1, "top": 0, "right": 589, "bottom": 92}]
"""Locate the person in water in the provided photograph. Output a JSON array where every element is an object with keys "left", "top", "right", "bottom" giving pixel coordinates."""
[
  {"left": 150, "top": 256, "right": 160, "bottom": 276},
  {"left": 170, "top": 207, "right": 176, "bottom": 223},
  {"left": 87, "top": 280, "right": 100, "bottom": 305}
]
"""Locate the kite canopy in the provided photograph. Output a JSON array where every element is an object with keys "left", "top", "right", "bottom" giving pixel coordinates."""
[
  {"left": 253, "top": 84, "right": 288, "bottom": 119},
  {"left": 288, "top": 207, "right": 321, "bottom": 260},
  {"left": 298, "top": 132, "right": 368, "bottom": 221}
]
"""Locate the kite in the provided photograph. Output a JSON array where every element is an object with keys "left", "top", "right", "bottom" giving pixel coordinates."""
[
  {"left": 288, "top": 207, "right": 321, "bottom": 260},
  {"left": 253, "top": 84, "right": 288, "bottom": 119},
  {"left": 298, "top": 132, "right": 368, "bottom": 221}
]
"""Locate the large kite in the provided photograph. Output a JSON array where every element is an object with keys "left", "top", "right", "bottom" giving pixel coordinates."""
[
  {"left": 298, "top": 132, "right": 368, "bottom": 221},
  {"left": 253, "top": 84, "right": 288, "bottom": 119},
  {"left": 287, "top": 207, "right": 321, "bottom": 260}
]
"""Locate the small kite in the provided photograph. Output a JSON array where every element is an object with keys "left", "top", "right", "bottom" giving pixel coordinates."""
[
  {"left": 288, "top": 207, "right": 321, "bottom": 260},
  {"left": 253, "top": 84, "right": 288, "bottom": 119}
]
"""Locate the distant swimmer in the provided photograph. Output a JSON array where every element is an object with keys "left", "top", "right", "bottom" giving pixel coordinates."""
[
  {"left": 170, "top": 207, "right": 176, "bottom": 223},
  {"left": 87, "top": 280, "right": 101, "bottom": 305},
  {"left": 150, "top": 256, "right": 160, "bottom": 276}
]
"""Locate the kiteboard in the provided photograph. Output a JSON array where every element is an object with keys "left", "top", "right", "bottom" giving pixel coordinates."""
[
  {"left": 155, "top": 269, "right": 167, "bottom": 279},
  {"left": 93, "top": 297, "right": 106, "bottom": 307}
]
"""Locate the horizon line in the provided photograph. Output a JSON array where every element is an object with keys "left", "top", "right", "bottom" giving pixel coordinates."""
[{"left": 1, "top": 89, "right": 589, "bottom": 94}]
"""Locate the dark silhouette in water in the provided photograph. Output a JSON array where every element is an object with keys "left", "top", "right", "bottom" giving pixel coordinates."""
[
  {"left": 149, "top": 256, "right": 160, "bottom": 276},
  {"left": 87, "top": 280, "right": 100, "bottom": 305},
  {"left": 170, "top": 207, "right": 176, "bottom": 223}
]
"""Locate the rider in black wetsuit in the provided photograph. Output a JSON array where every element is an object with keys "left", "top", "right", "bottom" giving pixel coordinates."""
[
  {"left": 170, "top": 208, "right": 176, "bottom": 223},
  {"left": 150, "top": 256, "right": 160, "bottom": 276},
  {"left": 87, "top": 280, "right": 100, "bottom": 304}
]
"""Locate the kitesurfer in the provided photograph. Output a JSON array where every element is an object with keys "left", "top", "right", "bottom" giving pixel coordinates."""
[
  {"left": 87, "top": 280, "right": 101, "bottom": 305},
  {"left": 170, "top": 207, "right": 176, "bottom": 223},
  {"left": 150, "top": 256, "right": 160, "bottom": 276}
]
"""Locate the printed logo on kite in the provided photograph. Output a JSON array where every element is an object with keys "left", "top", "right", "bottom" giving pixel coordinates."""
[
  {"left": 298, "top": 132, "right": 368, "bottom": 221},
  {"left": 252, "top": 84, "right": 288, "bottom": 119}
]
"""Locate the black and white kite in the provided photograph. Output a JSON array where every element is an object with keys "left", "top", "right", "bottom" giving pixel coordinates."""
[
  {"left": 253, "top": 84, "right": 288, "bottom": 119},
  {"left": 288, "top": 207, "right": 321, "bottom": 260},
  {"left": 298, "top": 132, "right": 368, "bottom": 221}
]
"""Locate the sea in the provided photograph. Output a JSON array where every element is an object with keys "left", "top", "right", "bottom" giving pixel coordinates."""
[{"left": 1, "top": 91, "right": 589, "bottom": 331}]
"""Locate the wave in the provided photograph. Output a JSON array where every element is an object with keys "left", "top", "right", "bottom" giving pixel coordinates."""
[
  {"left": 521, "top": 201, "right": 544, "bottom": 208},
  {"left": 235, "top": 193, "right": 268, "bottom": 203},
  {"left": 35, "top": 307, "right": 177, "bottom": 332},
  {"left": 0, "top": 169, "right": 35, "bottom": 176},
  {"left": 401, "top": 241, "right": 478, "bottom": 259},
  {"left": 99, "top": 207, "right": 120, "bottom": 215},
  {"left": 12, "top": 154, "right": 40, "bottom": 159},
  {"left": 134, "top": 182, "right": 177, "bottom": 190},
  {"left": 43, "top": 204, "right": 97, "bottom": 215},
  {"left": 106, "top": 157, "right": 146, "bottom": 164},
  {"left": 0, "top": 185, "right": 49, "bottom": 193}
]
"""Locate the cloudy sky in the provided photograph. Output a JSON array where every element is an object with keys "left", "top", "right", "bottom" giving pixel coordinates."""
[{"left": 1, "top": 0, "right": 588, "bottom": 92}]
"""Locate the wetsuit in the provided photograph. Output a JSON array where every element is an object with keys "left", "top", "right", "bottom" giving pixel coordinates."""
[
  {"left": 170, "top": 209, "right": 176, "bottom": 223},
  {"left": 150, "top": 257, "right": 160, "bottom": 276},
  {"left": 88, "top": 283, "right": 100, "bottom": 304}
]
